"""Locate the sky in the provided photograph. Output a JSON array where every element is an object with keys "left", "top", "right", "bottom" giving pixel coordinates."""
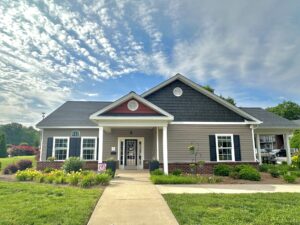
[{"left": 0, "top": 0, "right": 300, "bottom": 126}]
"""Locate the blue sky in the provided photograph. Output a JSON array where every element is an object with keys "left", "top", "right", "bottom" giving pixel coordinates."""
[{"left": 0, "top": 0, "right": 300, "bottom": 126}]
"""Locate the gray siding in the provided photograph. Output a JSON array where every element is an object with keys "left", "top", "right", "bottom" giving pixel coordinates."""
[
  {"left": 42, "top": 128, "right": 154, "bottom": 161},
  {"left": 145, "top": 80, "right": 246, "bottom": 122},
  {"left": 42, "top": 129, "right": 99, "bottom": 160},
  {"left": 166, "top": 124, "right": 255, "bottom": 162}
]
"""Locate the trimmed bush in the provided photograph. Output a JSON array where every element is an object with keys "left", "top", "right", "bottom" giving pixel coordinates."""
[
  {"left": 95, "top": 173, "right": 111, "bottom": 185},
  {"left": 43, "top": 167, "right": 55, "bottom": 173},
  {"left": 269, "top": 169, "right": 280, "bottom": 178},
  {"left": 229, "top": 171, "right": 240, "bottom": 179},
  {"left": 62, "top": 157, "right": 84, "bottom": 173},
  {"left": 238, "top": 167, "right": 261, "bottom": 181},
  {"left": 3, "top": 163, "right": 18, "bottom": 174},
  {"left": 259, "top": 164, "right": 269, "bottom": 172},
  {"left": 283, "top": 174, "right": 296, "bottom": 183},
  {"left": 80, "top": 174, "right": 95, "bottom": 188},
  {"left": 17, "top": 160, "right": 32, "bottom": 171},
  {"left": 172, "top": 169, "right": 182, "bottom": 176},
  {"left": 151, "top": 169, "right": 164, "bottom": 176},
  {"left": 213, "top": 164, "right": 232, "bottom": 176}
]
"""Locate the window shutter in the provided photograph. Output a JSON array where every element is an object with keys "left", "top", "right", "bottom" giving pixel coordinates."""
[
  {"left": 69, "top": 138, "right": 81, "bottom": 157},
  {"left": 234, "top": 135, "right": 241, "bottom": 161},
  {"left": 96, "top": 138, "right": 99, "bottom": 160},
  {"left": 209, "top": 135, "right": 217, "bottom": 161},
  {"left": 46, "top": 137, "right": 53, "bottom": 159}
]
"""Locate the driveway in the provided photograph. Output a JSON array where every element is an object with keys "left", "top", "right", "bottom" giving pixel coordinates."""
[
  {"left": 157, "top": 184, "right": 300, "bottom": 194},
  {"left": 88, "top": 170, "right": 178, "bottom": 225}
]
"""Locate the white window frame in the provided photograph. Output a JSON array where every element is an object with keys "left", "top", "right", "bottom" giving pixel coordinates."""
[
  {"left": 80, "top": 137, "right": 97, "bottom": 161},
  {"left": 53, "top": 137, "right": 70, "bottom": 161},
  {"left": 215, "top": 134, "right": 235, "bottom": 162}
]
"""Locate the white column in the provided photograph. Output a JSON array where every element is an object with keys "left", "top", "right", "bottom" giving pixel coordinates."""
[
  {"left": 156, "top": 127, "right": 160, "bottom": 161},
  {"left": 98, "top": 127, "right": 103, "bottom": 163},
  {"left": 256, "top": 134, "right": 262, "bottom": 165},
  {"left": 250, "top": 126, "right": 256, "bottom": 161},
  {"left": 39, "top": 129, "right": 44, "bottom": 161},
  {"left": 284, "top": 133, "right": 292, "bottom": 165},
  {"left": 163, "top": 126, "right": 168, "bottom": 174}
]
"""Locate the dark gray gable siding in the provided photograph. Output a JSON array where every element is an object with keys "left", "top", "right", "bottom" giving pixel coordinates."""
[{"left": 145, "top": 80, "right": 245, "bottom": 122}]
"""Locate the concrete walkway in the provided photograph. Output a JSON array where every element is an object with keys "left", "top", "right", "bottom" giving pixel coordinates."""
[
  {"left": 157, "top": 184, "right": 300, "bottom": 194},
  {"left": 88, "top": 170, "right": 178, "bottom": 225}
]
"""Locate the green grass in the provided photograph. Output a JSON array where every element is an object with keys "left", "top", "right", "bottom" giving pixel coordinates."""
[
  {"left": 164, "top": 193, "right": 300, "bottom": 225},
  {"left": 0, "top": 156, "right": 36, "bottom": 171},
  {"left": 0, "top": 181, "right": 102, "bottom": 225}
]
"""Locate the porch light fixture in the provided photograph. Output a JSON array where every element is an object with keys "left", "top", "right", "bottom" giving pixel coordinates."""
[
  {"left": 173, "top": 87, "right": 183, "bottom": 97},
  {"left": 127, "top": 100, "right": 139, "bottom": 111}
]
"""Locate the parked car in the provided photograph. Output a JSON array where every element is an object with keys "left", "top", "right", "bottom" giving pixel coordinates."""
[
  {"left": 260, "top": 149, "right": 277, "bottom": 164},
  {"left": 276, "top": 149, "right": 287, "bottom": 164}
]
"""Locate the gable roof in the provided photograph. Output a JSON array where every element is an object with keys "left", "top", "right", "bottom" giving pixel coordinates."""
[
  {"left": 36, "top": 101, "right": 111, "bottom": 128},
  {"left": 142, "top": 73, "right": 261, "bottom": 123},
  {"left": 241, "top": 107, "right": 299, "bottom": 129},
  {"left": 89, "top": 92, "right": 174, "bottom": 121}
]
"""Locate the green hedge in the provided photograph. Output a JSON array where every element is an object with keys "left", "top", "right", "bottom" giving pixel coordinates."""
[{"left": 151, "top": 175, "right": 221, "bottom": 184}]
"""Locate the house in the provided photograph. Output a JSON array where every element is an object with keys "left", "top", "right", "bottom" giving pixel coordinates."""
[{"left": 36, "top": 74, "right": 298, "bottom": 174}]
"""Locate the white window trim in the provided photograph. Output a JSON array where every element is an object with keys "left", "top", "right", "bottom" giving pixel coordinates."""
[
  {"left": 80, "top": 137, "right": 97, "bottom": 161},
  {"left": 215, "top": 134, "right": 235, "bottom": 162},
  {"left": 52, "top": 137, "right": 70, "bottom": 161}
]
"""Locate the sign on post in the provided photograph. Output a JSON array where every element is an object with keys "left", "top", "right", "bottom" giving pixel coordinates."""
[{"left": 98, "top": 163, "right": 107, "bottom": 172}]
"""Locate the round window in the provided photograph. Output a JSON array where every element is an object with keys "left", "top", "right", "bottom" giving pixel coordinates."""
[
  {"left": 173, "top": 87, "right": 183, "bottom": 97},
  {"left": 127, "top": 100, "right": 139, "bottom": 111}
]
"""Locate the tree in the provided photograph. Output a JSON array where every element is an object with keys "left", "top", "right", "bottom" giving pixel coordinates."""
[
  {"left": 291, "top": 130, "right": 300, "bottom": 150},
  {"left": 266, "top": 101, "right": 300, "bottom": 120},
  {"left": 0, "top": 132, "right": 7, "bottom": 157},
  {"left": 202, "top": 85, "right": 236, "bottom": 105}
]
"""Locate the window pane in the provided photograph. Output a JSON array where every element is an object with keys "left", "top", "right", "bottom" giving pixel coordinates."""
[
  {"left": 217, "top": 136, "right": 233, "bottom": 161},
  {"left": 82, "top": 138, "right": 95, "bottom": 160},
  {"left": 54, "top": 138, "right": 68, "bottom": 160}
]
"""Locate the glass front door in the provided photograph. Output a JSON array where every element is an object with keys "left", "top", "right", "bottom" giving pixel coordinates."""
[{"left": 125, "top": 139, "right": 137, "bottom": 166}]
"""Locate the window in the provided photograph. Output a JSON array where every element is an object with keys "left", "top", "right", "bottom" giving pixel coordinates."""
[
  {"left": 173, "top": 87, "right": 183, "bottom": 97},
  {"left": 216, "top": 134, "right": 235, "bottom": 161},
  {"left": 53, "top": 137, "right": 69, "bottom": 160},
  {"left": 71, "top": 130, "right": 80, "bottom": 137},
  {"left": 127, "top": 100, "right": 139, "bottom": 111},
  {"left": 81, "top": 137, "right": 97, "bottom": 160}
]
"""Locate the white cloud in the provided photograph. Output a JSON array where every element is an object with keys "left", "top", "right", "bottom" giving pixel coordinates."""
[{"left": 0, "top": 0, "right": 299, "bottom": 126}]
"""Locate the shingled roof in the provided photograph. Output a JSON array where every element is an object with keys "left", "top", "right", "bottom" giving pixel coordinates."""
[
  {"left": 240, "top": 107, "right": 299, "bottom": 129},
  {"left": 36, "top": 101, "right": 112, "bottom": 127}
]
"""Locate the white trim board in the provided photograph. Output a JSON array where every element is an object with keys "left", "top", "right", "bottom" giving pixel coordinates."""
[
  {"left": 89, "top": 92, "right": 174, "bottom": 121},
  {"left": 170, "top": 121, "right": 260, "bottom": 125},
  {"left": 141, "top": 73, "right": 262, "bottom": 123}
]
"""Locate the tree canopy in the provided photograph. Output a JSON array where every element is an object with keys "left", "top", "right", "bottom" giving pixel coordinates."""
[
  {"left": 202, "top": 85, "right": 236, "bottom": 105},
  {"left": 0, "top": 132, "right": 6, "bottom": 157},
  {"left": 266, "top": 101, "right": 300, "bottom": 120},
  {"left": 0, "top": 123, "right": 40, "bottom": 147}
]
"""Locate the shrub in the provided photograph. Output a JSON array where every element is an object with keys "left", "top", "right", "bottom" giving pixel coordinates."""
[
  {"left": 68, "top": 171, "right": 82, "bottom": 186},
  {"left": 47, "top": 157, "right": 56, "bottom": 162},
  {"left": 3, "top": 164, "right": 18, "bottom": 174},
  {"left": 290, "top": 171, "right": 300, "bottom": 177},
  {"left": 44, "top": 174, "right": 55, "bottom": 183},
  {"left": 34, "top": 174, "right": 45, "bottom": 183},
  {"left": 213, "top": 164, "right": 232, "bottom": 176},
  {"left": 62, "top": 157, "right": 84, "bottom": 173},
  {"left": 151, "top": 169, "right": 164, "bottom": 176},
  {"left": 54, "top": 176, "right": 66, "bottom": 184},
  {"left": 16, "top": 169, "right": 41, "bottom": 181},
  {"left": 95, "top": 173, "right": 111, "bottom": 185},
  {"left": 17, "top": 160, "right": 32, "bottom": 171},
  {"left": 172, "top": 169, "right": 182, "bottom": 176},
  {"left": 283, "top": 174, "right": 297, "bottom": 183},
  {"left": 80, "top": 174, "right": 95, "bottom": 188},
  {"left": 229, "top": 171, "right": 240, "bottom": 179},
  {"left": 281, "top": 161, "right": 287, "bottom": 165},
  {"left": 151, "top": 175, "right": 199, "bottom": 184},
  {"left": 269, "top": 169, "right": 280, "bottom": 178},
  {"left": 238, "top": 167, "right": 261, "bottom": 181},
  {"left": 0, "top": 161, "right": 1, "bottom": 171},
  {"left": 43, "top": 167, "right": 55, "bottom": 173},
  {"left": 259, "top": 164, "right": 269, "bottom": 172},
  {"left": 105, "top": 169, "right": 114, "bottom": 177}
]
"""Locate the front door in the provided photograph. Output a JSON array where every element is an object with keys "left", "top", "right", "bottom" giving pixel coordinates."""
[{"left": 125, "top": 139, "right": 138, "bottom": 166}]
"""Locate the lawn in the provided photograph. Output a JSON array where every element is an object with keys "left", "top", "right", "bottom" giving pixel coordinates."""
[
  {"left": 164, "top": 193, "right": 300, "bottom": 225},
  {"left": 0, "top": 181, "right": 102, "bottom": 225},
  {"left": 0, "top": 156, "right": 36, "bottom": 171}
]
